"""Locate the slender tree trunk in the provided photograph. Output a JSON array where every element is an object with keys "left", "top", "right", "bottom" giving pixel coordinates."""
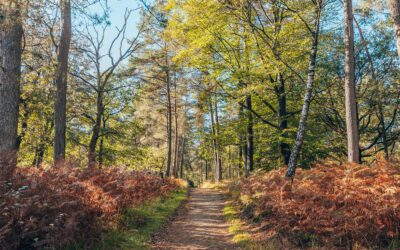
[
  {"left": 16, "top": 99, "right": 29, "bottom": 150},
  {"left": 214, "top": 94, "right": 222, "bottom": 181},
  {"left": 389, "top": 0, "right": 400, "bottom": 60},
  {"left": 0, "top": 1, "right": 23, "bottom": 182},
  {"left": 238, "top": 141, "right": 243, "bottom": 177},
  {"left": 165, "top": 52, "right": 172, "bottom": 177},
  {"left": 32, "top": 120, "right": 54, "bottom": 167},
  {"left": 173, "top": 81, "right": 179, "bottom": 177},
  {"left": 179, "top": 137, "right": 185, "bottom": 179},
  {"left": 88, "top": 90, "right": 103, "bottom": 168},
  {"left": 286, "top": 8, "right": 321, "bottom": 178},
  {"left": 209, "top": 96, "right": 222, "bottom": 181},
  {"left": 246, "top": 95, "right": 254, "bottom": 172},
  {"left": 205, "top": 159, "right": 208, "bottom": 180},
  {"left": 228, "top": 145, "right": 232, "bottom": 178},
  {"left": 276, "top": 74, "right": 291, "bottom": 165},
  {"left": 54, "top": 0, "right": 72, "bottom": 165},
  {"left": 344, "top": 0, "right": 360, "bottom": 163},
  {"left": 239, "top": 105, "right": 249, "bottom": 176},
  {"left": 98, "top": 117, "right": 106, "bottom": 167}
]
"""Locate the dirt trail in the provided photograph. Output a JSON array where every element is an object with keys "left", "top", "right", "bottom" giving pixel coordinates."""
[{"left": 151, "top": 188, "right": 238, "bottom": 250}]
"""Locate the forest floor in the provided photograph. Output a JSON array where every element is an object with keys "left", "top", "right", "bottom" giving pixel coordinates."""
[{"left": 151, "top": 188, "right": 239, "bottom": 250}]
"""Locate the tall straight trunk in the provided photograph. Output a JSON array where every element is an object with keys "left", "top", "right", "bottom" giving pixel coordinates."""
[
  {"left": 276, "top": 75, "right": 291, "bottom": 165},
  {"left": 165, "top": 52, "right": 172, "bottom": 177},
  {"left": 0, "top": 1, "right": 23, "bottom": 182},
  {"left": 16, "top": 99, "right": 29, "bottom": 150},
  {"left": 238, "top": 141, "right": 243, "bottom": 177},
  {"left": 246, "top": 95, "right": 254, "bottom": 172},
  {"left": 389, "top": 0, "right": 400, "bottom": 60},
  {"left": 214, "top": 94, "right": 222, "bottom": 181},
  {"left": 205, "top": 159, "right": 208, "bottom": 180},
  {"left": 286, "top": 8, "right": 321, "bottom": 178},
  {"left": 228, "top": 145, "right": 232, "bottom": 178},
  {"left": 239, "top": 105, "right": 249, "bottom": 176},
  {"left": 179, "top": 137, "right": 185, "bottom": 179},
  {"left": 98, "top": 117, "right": 106, "bottom": 167},
  {"left": 209, "top": 96, "right": 222, "bottom": 181},
  {"left": 54, "top": 0, "right": 72, "bottom": 164},
  {"left": 173, "top": 81, "right": 179, "bottom": 177},
  {"left": 33, "top": 120, "right": 54, "bottom": 167},
  {"left": 344, "top": 0, "right": 360, "bottom": 163},
  {"left": 88, "top": 90, "right": 103, "bottom": 168},
  {"left": 354, "top": 17, "right": 389, "bottom": 159}
]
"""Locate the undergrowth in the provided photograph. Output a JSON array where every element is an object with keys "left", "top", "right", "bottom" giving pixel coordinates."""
[
  {"left": 0, "top": 165, "right": 185, "bottom": 249},
  {"left": 226, "top": 160, "right": 400, "bottom": 249},
  {"left": 96, "top": 189, "right": 187, "bottom": 249}
]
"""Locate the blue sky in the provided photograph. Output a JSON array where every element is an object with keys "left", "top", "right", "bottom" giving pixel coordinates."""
[{"left": 87, "top": 0, "right": 142, "bottom": 69}]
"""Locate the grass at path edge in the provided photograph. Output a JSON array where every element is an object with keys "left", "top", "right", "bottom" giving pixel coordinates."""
[{"left": 83, "top": 188, "right": 188, "bottom": 250}]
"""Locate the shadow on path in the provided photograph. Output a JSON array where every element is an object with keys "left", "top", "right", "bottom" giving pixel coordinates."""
[{"left": 151, "top": 188, "right": 238, "bottom": 250}]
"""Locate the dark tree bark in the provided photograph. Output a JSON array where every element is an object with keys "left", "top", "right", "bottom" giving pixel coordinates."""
[
  {"left": 98, "top": 117, "right": 107, "bottom": 167},
  {"left": 179, "top": 137, "right": 185, "bottom": 179},
  {"left": 209, "top": 95, "right": 222, "bottom": 181},
  {"left": 173, "top": 80, "right": 179, "bottom": 177},
  {"left": 238, "top": 140, "right": 243, "bottom": 177},
  {"left": 0, "top": 1, "right": 23, "bottom": 182},
  {"left": 275, "top": 74, "right": 291, "bottom": 165},
  {"left": 54, "top": 0, "right": 72, "bottom": 165},
  {"left": 16, "top": 99, "right": 29, "bottom": 150},
  {"left": 214, "top": 94, "right": 222, "bottom": 181},
  {"left": 205, "top": 159, "right": 208, "bottom": 180},
  {"left": 165, "top": 53, "right": 172, "bottom": 177},
  {"left": 88, "top": 90, "right": 104, "bottom": 168},
  {"left": 286, "top": 5, "right": 321, "bottom": 178},
  {"left": 246, "top": 95, "right": 254, "bottom": 172},
  {"left": 239, "top": 105, "right": 249, "bottom": 176},
  {"left": 343, "top": 0, "right": 360, "bottom": 163},
  {"left": 33, "top": 120, "right": 54, "bottom": 167}
]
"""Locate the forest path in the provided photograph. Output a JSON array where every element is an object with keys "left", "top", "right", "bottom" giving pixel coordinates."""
[{"left": 151, "top": 188, "right": 238, "bottom": 250}]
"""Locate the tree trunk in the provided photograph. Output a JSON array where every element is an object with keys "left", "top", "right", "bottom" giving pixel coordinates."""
[
  {"left": 344, "top": 0, "right": 360, "bottom": 163},
  {"left": 209, "top": 96, "right": 222, "bottom": 181},
  {"left": 173, "top": 81, "right": 179, "bottom": 177},
  {"left": 88, "top": 91, "right": 104, "bottom": 168},
  {"left": 389, "top": 0, "right": 400, "bottom": 60},
  {"left": 54, "top": 0, "right": 72, "bottom": 165},
  {"left": 33, "top": 120, "right": 54, "bottom": 167},
  {"left": 179, "top": 137, "right": 185, "bottom": 179},
  {"left": 98, "top": 117, "right": 106, "bottom": 167},
  {"left": 228, "top": 145, "right": 232, "bottom": 178},
  {"left": 286, "top": 8, "right": 321, "bottom": 178},
  {"left": 165, "top": 52, "right": 172, "bottom": 177},
  {"left": 239, "top": 105, "right": 249, "bottom": 176},
  {"left": 214, "top": 94, "right": 222, "bottom": 181},
  {"left": 16, "top": 99, "right": 29, "bottom": 150},
  {"left": 275, "top": 74, "right": 291, "bottom": 165},
  {"left": 238, "top": 141, "right": 243, "bottom": 177},
  {"left": 0, "top": 1, "right": 23, "bottom": 182},
  {"left": 205, "top": 159, "right": 208, "bottom": 180},
  {"left": 246, "top": 95, "right": 254, "bottom": 172}
]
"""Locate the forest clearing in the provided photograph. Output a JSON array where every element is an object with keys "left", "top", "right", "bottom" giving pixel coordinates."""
[{"left": 1, "top": 0, "right": 400, "bottom": 249}]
